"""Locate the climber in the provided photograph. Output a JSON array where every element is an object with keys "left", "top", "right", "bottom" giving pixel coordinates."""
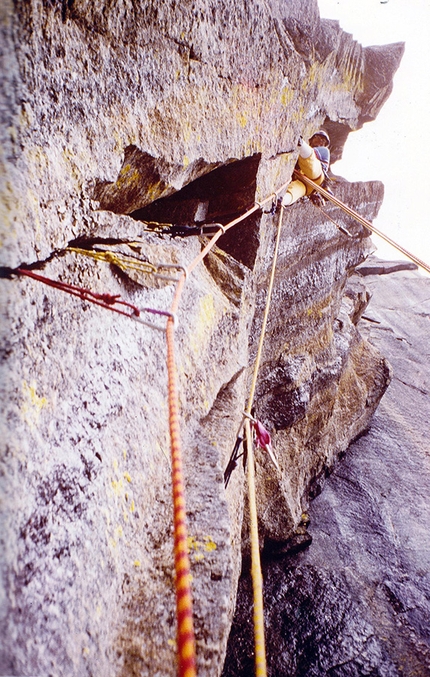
[{"left": 281, "top": 130, "right": 331, "bottom": 207}]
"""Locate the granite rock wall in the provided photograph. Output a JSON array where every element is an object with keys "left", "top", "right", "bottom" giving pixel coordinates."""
[{"left": 0, "top": 1, "right": 404, "bottom": 675}]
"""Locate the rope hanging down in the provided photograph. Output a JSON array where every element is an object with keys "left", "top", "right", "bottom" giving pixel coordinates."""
[
  {"left": 243, "top": 204, "right": 284, "bottom": 677},
  {"left": 164, "top": 193, "right": 286, "bottom": 677},
  {"left": 166, "top": 314, "right": 197, "bottom": 677},
  {"left": 293, "top": 170, "right": 430, "bottom": 275}
]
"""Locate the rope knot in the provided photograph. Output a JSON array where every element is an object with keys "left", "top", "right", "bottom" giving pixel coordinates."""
[{"left": 96, "top": 292, "right": 121, "bottom": 305}]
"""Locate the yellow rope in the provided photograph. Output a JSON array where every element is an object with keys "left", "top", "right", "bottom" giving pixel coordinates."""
[
  {"left": 245, "top": 417, "right": 266, "bottom": 677},
  {"left": 293, "top": 171, "right": 430, "bottom": 275},
  {"left": 243, "top": 204, "right": 285, "bottom": 677},
  {"left": 245, "top": 205, "right": 284, "bottom": 413},
  {"left": 67, "top": 246, "right": 158, "bottom": 276}
]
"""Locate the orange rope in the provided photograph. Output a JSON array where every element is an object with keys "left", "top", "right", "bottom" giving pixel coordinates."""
[
  {"left": 166, "top": 313, "right": 197, "bottom": 677},
  {"left": 293, "top": 170, "right": 430, "bottom": 274},
  {"left": 164, "top": 183, "right": 290, "bottom": 675}
]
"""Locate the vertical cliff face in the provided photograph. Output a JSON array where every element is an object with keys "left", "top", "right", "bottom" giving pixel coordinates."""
[
  {"left": 0, "top": 1, "right": 404, "bottom": 675},
  {"left": 223, "top": 262, "right": 430, "bottom": 676}
]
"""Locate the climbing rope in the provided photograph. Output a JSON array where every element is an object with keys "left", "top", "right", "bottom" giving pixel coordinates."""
[
  {"left": 166, "top": 312, "right": 197, "bottom": 677},
  {"left": 164, "top": 195, "right": 284, "bottom": 677},
  {"left": 8, "top": 162, "right": 421, "bottom": 677},
  {"left": 294, "top": 170, "right": 430, "bottom": 274},
  {"left": 244, "top": 418, "right": 265, "bottom": 671},
  {"left": 243, "top": 204, "right": 284, "bottom": 677}
]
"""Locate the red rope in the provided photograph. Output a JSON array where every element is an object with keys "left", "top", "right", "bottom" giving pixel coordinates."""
[{"left": 16, "top": 268, "right": 142, "bottom": 318}]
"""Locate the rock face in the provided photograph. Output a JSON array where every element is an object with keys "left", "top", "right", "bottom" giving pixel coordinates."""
[
  {"left": 223, "top": 263, "right": 430, "bottom": 676},
  {"left": 0, "top": 1, "right": 405, "bottom": 675}
]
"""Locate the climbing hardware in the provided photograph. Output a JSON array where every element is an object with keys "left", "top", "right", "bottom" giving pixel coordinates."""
[
  {"left": 224, "top": 414, "right": 278, "bottom": 488},
  {"left": 4, "top": 161, "right": 430, "bottom": 677},
  {"left": 67, "top": 244, "right": 188, "bottom": 283}
]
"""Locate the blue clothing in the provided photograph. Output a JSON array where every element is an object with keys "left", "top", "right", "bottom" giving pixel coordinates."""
[{"left": 314, "top": 146, "right": 330, "bottom": 174}]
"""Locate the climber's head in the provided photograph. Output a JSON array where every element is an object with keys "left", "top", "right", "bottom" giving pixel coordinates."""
[{"left": 310, "top": 130, "right": 330, "bottom": 148}]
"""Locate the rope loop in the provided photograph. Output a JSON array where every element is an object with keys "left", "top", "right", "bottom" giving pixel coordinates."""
[{"left": 67, "top": 246, "right": 159, "bottom": 276}]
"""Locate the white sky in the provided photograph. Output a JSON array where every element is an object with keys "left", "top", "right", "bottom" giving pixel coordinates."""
[{"left": 318, "top": 0, "right": 430, "bottom": 270}]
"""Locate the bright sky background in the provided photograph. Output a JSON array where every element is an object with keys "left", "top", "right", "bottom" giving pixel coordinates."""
[{"left": 318, "top": 0, "right": 430, "bottom": 271}]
